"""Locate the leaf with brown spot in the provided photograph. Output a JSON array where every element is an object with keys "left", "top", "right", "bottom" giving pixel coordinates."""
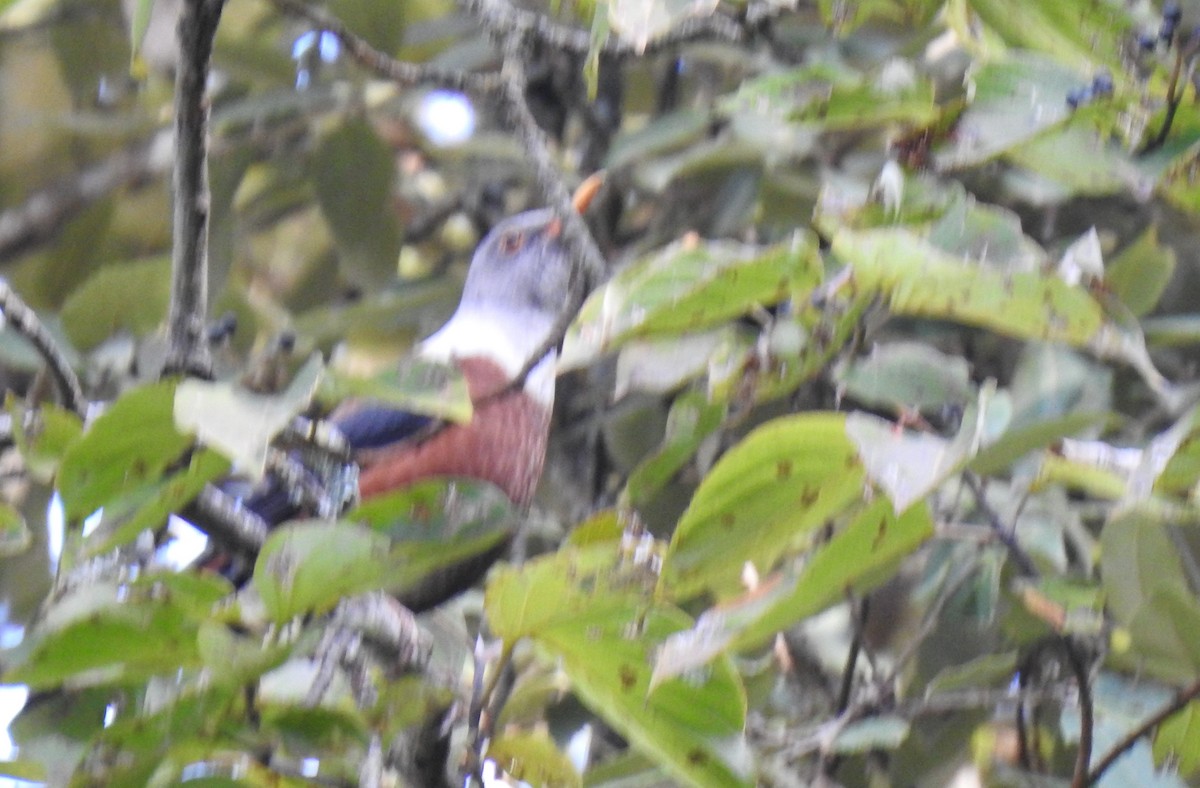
[
  {"left": 562, "top": 236, "right": 821, "bottom": 370},
  {"left": 663, "top": 413, "right": 867, "bottom": 599},
  {"left": 654, "top": 499, "right": 933, "bottom": 669},
  {"left": 485, "top": 544, "right": 752, "bottom": 785}
]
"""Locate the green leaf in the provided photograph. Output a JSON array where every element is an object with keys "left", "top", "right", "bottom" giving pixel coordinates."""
[
  {"left": 85, "top": 448, "right": 230, "bottom": 555},
  {"left": 328, "top": 0, "right": 404, "bottom": 54},
  {"left": 58, "top": 381, "right": 193, "bottom": 522},
  {"left": 1155, "top": 702, "right": 1200, "bottom": 775},
  {"left": 60, "top": 257, "right": 172, "bottom": 351},
  {"left": 736, "top": 498, "right": 932, "bottom": 647},
  {"left": 926, "top": 651, "right": 1020, "bottom": 695},
  {"left": 846, "top": 387, "right": 1003, "bottom": 512},
  {"left": 655, "top": 498, "right": 933, "bottom": 659},
  {"left": 259, "top": 703, "right": 368, "bottom": 749},
  {"left": 7, "top": 399, "right": 83, "bottom": 483},
  {"left": 1006, "top": 123, "right": 1141, "bottom": 197},
  {"left": 615, "top": 330, "right": 731, "bottom": 399},
  {"left": 348, "top": 478, "right": 515, "bottom": 610},
  {"left": 542, "top": 605, "right": 751, "bottom": 786},
  {"left": 5, "top": 594, "right": 204, "bottom": 689},
  {"left": 349, "top": 477, "right": 514, "bottom": 539},
  {"left": 1101, "top": 511, "right": 1188, "bottom": 627},
  {"left": 835, "top": 341, "right": 973, "bottom": 413},
  {"left": 487, "top": 543, "right": 649, "bottom": 641},
  {"left": 175, "top": 354, "right": 323, "bottom": 477},
  {"left": 127, "top": 0, "right": 154, "bottom": 63},
  {"left": 934, "top": 54, "right": 1086, "bottom": 169},
  {"left": 831, "top": 715, "right": 910, "bottom": 753},
  {"left": 968, "top": 412, "right": 1107, "bottom": 476},
  {"left": 320, "top": 356, "right": 472, "bottom": 424},
  {"left": 1102, "top": 512, "right": 1200, "bottom": 682},
  {"left": 818, "top": 0, "right": 940, "bottom": 33},
  {"left": 561, "top": 237, "right": 819, "bottom": 370},
  {"left": 958, "top": 0, "right": 1131, "bottom": 72},
  {"left": 253, "top": 521, "right": 392, "bottom": 622},
  {"left": 662, "top": 412, "right": 867, "bottom": 599},
  {"left": 487, "top": 732, "right": 582, "bottom": 788},
  {"left": 606, "top": 109, "right": 710, "bottom": 171},
  {"left": 486, "top": 545, "right": 751, "bottom": 786},
  {"left": 311, "top": 119, "right": 402, "bottom": 288},
  {"left": 722, "top": 62, "right": 939, "bottom": 131},
  {"left": 0, "top": 501, "right": 30, "bottom": 556},
  {"left": 0, "top": 760, "right": 47, "bottom": 781},
  {"left": 624, "top": 390, "right": 725, "bottom": 507},
  {"left": 1106, "top": 227, "right": 1176, "bottom": 318},
  {"left": 197, "top": 620, "right": 293, "bottom": 687},
  {"left": 927, "top": 196, "right": 1046, "bottom": 269},
  {"left": 832, "top": 227, "right": 1104, "bottom": 344}
]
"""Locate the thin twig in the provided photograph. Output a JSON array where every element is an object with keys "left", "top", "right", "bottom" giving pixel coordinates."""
[
  {"left": 1088, "top": 676, "right": 1200, "bottom": 784},
  {"left": 887, "top": 556, "right": 981, "bottom": 684},
  {"left": 165, "top": 0, "right": 226, "bottom": 378},
  {"left": 963, "top": 473, "right": 1039, "bottom": 577},
  {"left": 1063, "top": 638, "right": 1093, "bottom": 788},
  {"left": 0, "top": 279, "right": 86, "bottom": 416},
  {"left": 836, "top": 596, "right": 868, "bottom": 715},
  {"left": 466, "top": 639, "right": 514, "bottom": 777},
  {"left": 0, "top": 130, "right": 174, "bottom": 262},
  {"left": 498, "top": 34, "right": 607, "bottom": 285},
  {"left": 270, "top": 0, "right": 501, "bottom": 92}
]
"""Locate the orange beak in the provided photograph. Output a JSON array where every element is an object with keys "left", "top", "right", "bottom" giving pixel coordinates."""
[{"left": 571, "top": 172, "right": 605, "bottom": 215}]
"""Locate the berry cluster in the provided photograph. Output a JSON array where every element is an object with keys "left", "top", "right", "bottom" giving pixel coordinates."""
[
  {"left": 1139, "top": 1, "right": 1185, "bottom": 50},
  {"left": 1066, "top": 71, "right": 1115, "bottom": 109}
]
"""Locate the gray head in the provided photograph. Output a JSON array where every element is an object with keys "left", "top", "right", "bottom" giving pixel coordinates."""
[{"left": 458, "top": 208, "right": 576, "bottom": 319}]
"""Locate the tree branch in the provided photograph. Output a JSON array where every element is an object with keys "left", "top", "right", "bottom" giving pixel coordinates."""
[
  {"left": 269, "top": 0, "right": 501, "bottom": 91},
  {"left": 0, "top": 279, "right": 86, "bottom": 416},
  {"left": 0, "top": 131, "right": 173, "bottom": 262},
  {"left": 1063, "top": 638, "right": 1093, "bottom": 788},
  {"left": 186, "top": 484, "right": 269, "bottom": 553},
  {"left": 498, "top": 34, "right": 607, "bottom": 286},
  {"left": 1088, "top": 676, "right": 1200, "bottom": 784},
  {"left": 165, "top": 0, "right": 226, "bottom": 378},
  {"left": 964, "top": 473, "right": 1040, "bottom": 577}
]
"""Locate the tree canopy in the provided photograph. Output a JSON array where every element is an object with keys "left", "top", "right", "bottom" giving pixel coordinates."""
[{"left": 2, "top": 0, "right": 1200, "bottom": 785}]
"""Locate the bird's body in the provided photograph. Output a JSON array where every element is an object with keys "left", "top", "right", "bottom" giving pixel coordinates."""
[
  {"left": 247, "top": 207, "right": 575, "bottom": 522},
  {"left": 340, "top": 311, "right": 556, "bottom": 507}
]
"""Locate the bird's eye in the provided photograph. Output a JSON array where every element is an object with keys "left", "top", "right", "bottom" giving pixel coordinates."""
[{"left": 497, "top": 231, "right": 524, "bottom": 255}]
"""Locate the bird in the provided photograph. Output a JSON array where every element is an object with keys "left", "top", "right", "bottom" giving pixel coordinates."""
[
  {"left": 240, "top": 176, "right": 600, "bottom": 536},
  {"left": 329, "top": 205, "right": 573, "bottom": 508}
]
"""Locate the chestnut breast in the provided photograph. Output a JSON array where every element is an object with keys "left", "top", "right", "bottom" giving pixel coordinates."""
[{"left": 352, "top": 356, "right": 552, "bottom": 507}]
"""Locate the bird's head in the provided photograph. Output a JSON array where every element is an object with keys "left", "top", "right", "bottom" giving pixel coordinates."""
[{"left": 458, "top": 208, "right": 575, "bottom": 320}]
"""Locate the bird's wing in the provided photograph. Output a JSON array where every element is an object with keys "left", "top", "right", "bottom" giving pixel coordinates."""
[
  {"left": 329, "top": 401, "right": 436, "bottom": 450},
  {"left": 238, "top": 401, "right": 435, "bottom": 526}
]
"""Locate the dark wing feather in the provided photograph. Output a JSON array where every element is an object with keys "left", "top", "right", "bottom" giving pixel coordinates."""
[{"left": 330, "top": 402, "right": 434, "bottom": 450}]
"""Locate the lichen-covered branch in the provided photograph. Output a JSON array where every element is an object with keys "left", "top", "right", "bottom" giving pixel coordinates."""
[{"left": 165, "top": 0, "right": 226, "bottom": 378}]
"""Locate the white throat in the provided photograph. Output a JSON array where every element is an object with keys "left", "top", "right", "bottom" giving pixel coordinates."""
[{"left": 418, "top": 307, "right": 557, "bottom": 407}]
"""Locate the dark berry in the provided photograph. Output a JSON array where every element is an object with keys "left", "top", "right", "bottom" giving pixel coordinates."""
[
  {"left": 1139, "top": 30, "right": 1160, "bottom": 50},
  {"left": 1092, "top": 70, "right": 1114, "bottom": 96},
  {"left": 1164, "top": 1, "right": 1183, "bottom": 24},
  {"left": 207, "top": 312, "right": 238, "bottom": 343},
  {"left": 1161, "top": 17, "right": 1179, "bottom": 42},
  {"left": 1066, "top": 86, "right": 1093, "bottom": 108}
]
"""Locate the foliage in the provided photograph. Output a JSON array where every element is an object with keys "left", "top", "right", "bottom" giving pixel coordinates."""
[{"left": 5, "top": 0, "right": 1200, "bottom": 785}]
